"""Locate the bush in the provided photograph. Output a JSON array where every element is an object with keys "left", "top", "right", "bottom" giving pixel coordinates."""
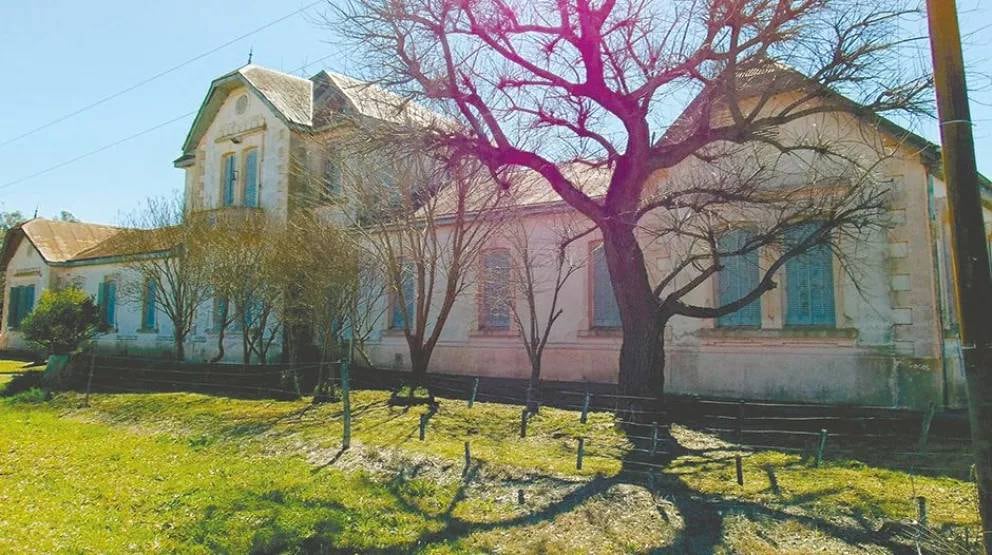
[{"left": 20, "top": 287, "right": 102, "bottom": 355}]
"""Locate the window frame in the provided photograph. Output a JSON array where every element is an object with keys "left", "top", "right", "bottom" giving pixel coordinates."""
[
  {"left": 783, "top": 225, "right": 837, "bottom": 328},
  {"left": 242, "top": 147, "right": 260, "bottom": 208},
  {"left": 588, "top": 241, "right": 621, "bottom": 330},
  {"left": 478, "top": 248, "right": 513, "bottom": 331},
  {"left": 389, "top": 260, "right": 415, "bottom": 331},
  {"left": 221, "top": 152, "right": 237, "bottom": 207},
  {"left": 714, "top": 229, "right": 762, "bottom": 329}
]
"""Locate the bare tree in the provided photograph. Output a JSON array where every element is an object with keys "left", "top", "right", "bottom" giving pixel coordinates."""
[
  {"left": 493, "top": 201, "right": 584, "bottom": 413},
  {"left": 335, "top": 0, "right": 930, "bottom": 401},
  {"left": 202, "top": 213, "right": 283, "bottom": 366},
  {"left": 119, "top": 195, "right": 212, "bottom": 361},
  {"left": 339, "top": 135, "right": 509, "bottom": 399}
]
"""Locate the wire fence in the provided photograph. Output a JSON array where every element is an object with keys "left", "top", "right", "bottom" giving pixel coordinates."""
[{"left": 34, "top": 354, "right": 979, "bottom": 551}]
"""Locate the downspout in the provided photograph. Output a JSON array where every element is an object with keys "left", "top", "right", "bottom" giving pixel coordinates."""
[{"left": 926, "top": 171, "right": 951, "bottom": 408}]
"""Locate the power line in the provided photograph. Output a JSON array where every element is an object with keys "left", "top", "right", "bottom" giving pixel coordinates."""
[
  {"left": 0, "top": 0, "right": 323, "bottom": 149},
  {"left": 0, "top": 53, "right": 340, "bottom": 191}
]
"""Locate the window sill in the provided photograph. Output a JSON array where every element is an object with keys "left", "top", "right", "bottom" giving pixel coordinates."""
[
  {"left": 578, "top": 328, "right": 622, "bottom": 338},
  {"left": 469, "top": 328, "right": 518, "bottom": 338},
  {"left": 698, "top": 327, "right": 858, "bottom": 342}
]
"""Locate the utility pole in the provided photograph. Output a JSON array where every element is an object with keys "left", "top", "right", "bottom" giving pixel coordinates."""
[{"left": 926, "top": 1, "right": 992, "bottom": 551}]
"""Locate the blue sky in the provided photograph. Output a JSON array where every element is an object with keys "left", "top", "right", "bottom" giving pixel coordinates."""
[{"left": 1, "top": 0, "right": 990, "bottom": 225}]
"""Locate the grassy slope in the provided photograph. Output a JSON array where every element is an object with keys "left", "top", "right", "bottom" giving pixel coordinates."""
[{"left": 0, "top": 360, "right": 981, "bottom": 553}]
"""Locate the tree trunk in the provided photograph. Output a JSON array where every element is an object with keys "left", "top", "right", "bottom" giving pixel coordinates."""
[
  {"left": 526, "top": 356, "right": 541, "bottom": 414},
  {"left": 600, "top": 223, "right": 665, "bottom": 405},
  {"left": 174, "top": 327, "right": 186, "bottom": 361},
  {"left": 210, "top": 323, "right": 226, "bottom": 364}
]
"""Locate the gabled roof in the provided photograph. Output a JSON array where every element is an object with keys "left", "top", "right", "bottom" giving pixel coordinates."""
[
  {"left": 178, "top": 64, "right": 442, "bottom": 161},
  {"left": 0, "top": 219, "right": 170, "bottom": 273},
  {"left": 8, "top": 219, "right": 121, "bottom": 264}
]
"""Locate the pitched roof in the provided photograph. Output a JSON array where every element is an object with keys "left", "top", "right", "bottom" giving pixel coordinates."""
[
  {"left": 179, "top": 65, "right": 442, "bottom": 159},
  {"left": 15, "top": 219, "right": 121, "bottom": 263}
]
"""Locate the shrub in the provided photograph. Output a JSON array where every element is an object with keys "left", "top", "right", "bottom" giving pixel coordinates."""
[{"left": 19, "top": 287, "right": 102, "bottom": 355}]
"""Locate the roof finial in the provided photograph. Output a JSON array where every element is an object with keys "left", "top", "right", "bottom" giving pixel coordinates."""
[
  {"left": 32, "top": 205, "right": 38, "bottom": 219},
  {"left": 247, "top": 47, "right": 253, "bottom": 65}
]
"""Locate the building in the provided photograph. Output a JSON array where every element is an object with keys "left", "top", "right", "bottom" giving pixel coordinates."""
[{"left": 1, "top": 63, "right": 989, "bottom": 408}]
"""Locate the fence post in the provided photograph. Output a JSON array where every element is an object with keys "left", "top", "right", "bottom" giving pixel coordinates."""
[
  {"left": 736, "top": 401, "right": 745, "bottom": 447},
  {"left": 576, "top": 438, "right": 585, "bottom": 470},
  {"left": 916, "top": 495, "right": 928, "bottom": 527},
  {"left": 84, "top": 349, "right": 96, "bottom": 407},
  {"left": 463, "top": 441, "right": 471, "bottom": 476},
  {"left": 815, "top": 429, "right": 828, "bottom": 467},
  {"left": 520, "top": 408, "right": 528, "bottom": 438},
  {"left": 419, "top": 413, "right": 428, "bottom": 441},
  {"left": 517, "top": 489, "right": 525, "bottom": 505},
  {"left": 735, "top": 454, "right": 744, "bottom": 486},
  {"left": 341, "top": 358, "right": 352, "bottom": 450},
  {"left": 650, "top": 422, "right": 659, "bottom": 457},
  {"left": 580, "top": 392, "right": 591, "bottom": 424},
  {"left": 468, "top": 377, "right": 479, "bottom": 408},
  {"left": 917, "top": 402, "right": 936, "bottom": 454}
]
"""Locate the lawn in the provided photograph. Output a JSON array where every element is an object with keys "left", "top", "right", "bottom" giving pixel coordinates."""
[{"left": 0, "top": 359, "right": 981, "bottom": 553}]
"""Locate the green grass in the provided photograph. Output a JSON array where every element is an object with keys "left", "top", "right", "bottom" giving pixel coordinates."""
[{"left": 0, "top": 359, "right": 981, "bottom": 553}]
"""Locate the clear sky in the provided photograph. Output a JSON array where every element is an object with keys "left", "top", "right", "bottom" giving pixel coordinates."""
[{"left": 1, "top": 1, "right": 990, "bottom": 226}]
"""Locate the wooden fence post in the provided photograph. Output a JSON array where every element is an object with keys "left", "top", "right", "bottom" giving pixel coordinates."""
[
  {"left": 463, "top": 441, "right": 471, "bottom": 476},
  {"left": 468, "top": 377, "right": 479, "bottom": 408},
  {"left": 815, "top": 429, "right": 828, "bottom": 467},
  {"left": 520, "top": 408, "right": 528, "bottom": 438},
  {"left": 576, "top": 438, "right": 585, "bottom": 470},
  {"left": 736, "top": 401, "right": 745, "bottom": 447},
  {"left": 341, "top": 358, "right": 352, "bottom": 450},
  {"left": 419, "top": 413, "right": 428, "bottom": 441},
  {"left": 517, "top": 489, "right": 525, "bottom": 504},
  {"left": 735, "top": 454, "right": 744, "bottom": 486},
  {"left": 84, "top": 349, "right": 96, "bottom": 407},
  {"left": 916, "top": 495, "right": 928, "bottom": 527},
  {"left": 917, "top": 402, "right": 936, "bottom": 454},
  {"left": 580, "top": 392, "right": 591, "bottom": 424}
]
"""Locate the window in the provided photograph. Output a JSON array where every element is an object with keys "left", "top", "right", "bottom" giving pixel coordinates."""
[
  {"left": 97, "top": 279, "right": 117, "bottom": 328},
  {"left": 324, "top": 154, "right": 341, "bottom": 196},
  {"left": 390, "top": 261, "right": 415, "bottom": 330},
  {"left": 141, "top": 280, "right": 157, "bottom": 331},
  {"left": 785, "top": 224, "right": 835, "bottom": 327},
  {"left": 590, "top": 243, "right": 621, "bottom": 328},
  {"left": 243, "top": 149, "right": 259, "bottom": 207},
  {"left": 212, "top": 296, "right": 229, "bottom": 332},
  {"left": 716, "top": 230, "right": 761, "bottom": 328},
  {"left": 480, "top": 249, "right": 511, "bottom": 330},
  {"left": 221, "top": 153, "right": 236, "bottom": 207},
  {"left": 7, "top": 285, "right": 35, "bottom": 329}
]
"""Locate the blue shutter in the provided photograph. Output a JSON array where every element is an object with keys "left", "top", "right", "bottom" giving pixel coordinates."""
[
  {"left": 23, "top": 285, "right": 34, "bottom": 318},
  {"left": 785, "top": 225, "right": 835, "bottom": 327},
  {"left": 106, "top": 281, "right": 117, "bottom": 327},
  {"left": 244, "top": 150, "right": 259, "bottom": 207},
  {"left": 717, "top": 230, "right": 761, "bottom": 327},
  {"left": 223, "top": 155, "right": 236, "bottom": 206},
  {"left": 482, "top": 250, "right": 511, "bottom": 329},
  {"left": 7, "top": 286, "right": 20, "bottom": 328},
  {"left": 592, "top": 245, "right": 621, "bottom": 328},
  {"left": 392, "top": 263, "right": 415, "bottom": 329},
  {"left": 213, "top": 296, "right": 227, "bottom": 331},
  {"left": 97, "top": 282, "right": 106, "bottom": 325},
  {"left": 142, "top": 281, "right": 156, "bottom": 330}
]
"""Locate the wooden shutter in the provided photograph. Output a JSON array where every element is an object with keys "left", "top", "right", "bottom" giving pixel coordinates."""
[
  {"left": 142, "top": 281, "right": 156, "bottom": 330},
  {"left": 244, "top": 150, "right": 259, "bottom": 207},
  {"left": 591, "top": 245, "right": 621, "bottom": 328},
  {"left": 223, "top": 154, "right": 236, "bottom": 206},
  {"left": 785, "top": 225, "right": 835, "bottom": 326},
  {"left": 716, "top": 230, "right": 761, "bottom": 327},
  {"left": 8, "top": 286, "right": 20, "bottom": 328},
  {"left": 106, "top": 281, "right": 117, "bottom": 327},
  {"left": 97, "top": 282, "right": 106, "bottom": 325}
]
